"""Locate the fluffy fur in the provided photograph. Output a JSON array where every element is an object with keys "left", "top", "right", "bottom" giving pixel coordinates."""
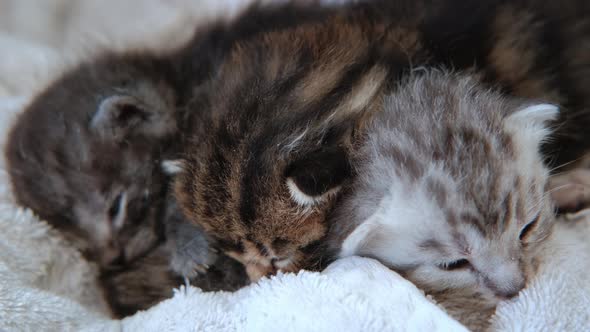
[
  {"left": 327, "top": 71, "right": 557, "bottom": 328},
  {"left": 3, "top": 51, "right": 247, "bottom": 316},
  {"left": 174, "top": 0, "right": 589, "bottom": 283},
  {"left": 3, "top": 0, "right": 331, "bottom": 312},
  {"left": 6, "top": 0, "right": 589, "bottom": 318},
  {"left": 4, "top": 54, "right": 179, "bottom": 267}
]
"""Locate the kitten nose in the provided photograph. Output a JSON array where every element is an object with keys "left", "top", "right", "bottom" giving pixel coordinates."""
[
  {"left": 483, "top": 262, "right": 526, "bottom": 299},
  {"left": 496, "top": 287, "right": 522, "bottom": 299},
  {"left": 488, "top": 275, "right": 526, "bottom": 299},
  {"left": 497, "top": 284, "right": 525, "bottom": 300}
]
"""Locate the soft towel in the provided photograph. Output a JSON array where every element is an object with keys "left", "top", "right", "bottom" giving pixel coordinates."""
[{"left": 0, "top": 1, "right": 588, "bottom": 331}]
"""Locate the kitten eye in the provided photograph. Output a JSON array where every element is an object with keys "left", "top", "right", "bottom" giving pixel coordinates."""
[
  {"left": 437, "top": 259, "right": 470, "bottom": 271},
  {"left": 108, "top": 193, "right": 125, "bottom": 220},
  {"left": 519, "top": 214, "right": 540, "bottom": 241},
  {"left": 285, "top": 146, "right": 351, "bottom": 207}
]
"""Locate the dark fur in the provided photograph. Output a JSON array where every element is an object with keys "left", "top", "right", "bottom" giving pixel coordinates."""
[
  {"left": 100, "top": 245, "right": 248, "bottom": 318},
  {"left": 3, "top": 2, "right": 323, "bottom": 314},
  {"left": 5, "top": 54, "right": 178, "bottom": 266},
  {"left": 173, "top": 0, "right": 589, "bottom": 280},
  {"left": 6, "top": 0, "right": 588, "bottom": 316}
]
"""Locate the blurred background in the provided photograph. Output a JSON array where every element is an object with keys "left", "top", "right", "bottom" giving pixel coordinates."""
[
  {"left": 0, "top": 0, "right": 264, "bottom": 97},
  {"left": 0, "top": 0, "right": 353, "bottom": 98}
]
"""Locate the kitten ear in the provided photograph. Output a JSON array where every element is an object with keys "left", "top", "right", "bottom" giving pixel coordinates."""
[
  {"left": 504, "top": 103, "right": 559, "bottom": 168},
  {"left": 505, "top": 103, "right": 559, "bottom": 142},
  {"left": 285, "top": 146, "right": 351, "bottom": 207},
  {"left": 91, "top": 94, "right": 176, "bottom": 141}
]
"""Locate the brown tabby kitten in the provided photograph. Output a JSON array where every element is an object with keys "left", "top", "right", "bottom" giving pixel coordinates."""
[{"left": 173, "top": 0, "right": 589, "bottom": 281}]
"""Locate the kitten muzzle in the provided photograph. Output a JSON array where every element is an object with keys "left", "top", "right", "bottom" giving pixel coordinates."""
[
  {"left": 246, "top": 262, "right": 277, "bottom": 282},
  {"left": 244, "top": 258, "right": 297, "bottom": 282}
]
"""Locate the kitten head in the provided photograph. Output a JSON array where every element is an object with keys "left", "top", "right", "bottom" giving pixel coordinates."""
[
  {"left": 6, "top": 55, "right": 177, "bottom": 266},
  {"left": 173, "top": 111, "right": 355, "bottom": 281},
  {"left": 331, "top": 71, "right": 557, "bottom": 303},
  {"left": 173, "top": 23, "right": 387, "bottom": 281}
]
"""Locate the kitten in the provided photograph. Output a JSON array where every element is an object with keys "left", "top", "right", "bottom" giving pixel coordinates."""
[
  {"left": 2, "top": 1, "right": 299, "bottom": 267},
  {"left": 4, "top": 2, "right": 329, "bottom": 314},
  {"left": 172, "top": 20, "right": 381, "bottom": 280},
  {"left": 5, "top": 53, "right": 179, "bottom": 267},
  {"left": 172, "top": 0, "right": 589, "bottom": 281},
  {"left": 3, "top": 49, "right": 248, "bottom": 316},
  {"left": 327, "top": 71, "right": 557, "bottom": 329}
]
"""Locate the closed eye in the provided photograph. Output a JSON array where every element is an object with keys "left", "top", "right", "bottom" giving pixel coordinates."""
[
  {"left": 108, "top": 192, "right": 127, "bottom": 229},
  {"left": 519, "top": 213, "right": 540, "bottom": 241},
  {"left": 437, "top": 259, "right": 470, "bottom": 271},
  {"left": 108, "top": 193, "right": 124, "bottom": 219}
]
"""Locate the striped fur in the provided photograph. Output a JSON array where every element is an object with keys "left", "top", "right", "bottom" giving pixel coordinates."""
[
  {"left": 174, "top": 0, "right": 588, "bottom": 282},
  {"left": 100, "top": 245, "right": 247, "bottom": 318},
  {"left": 5, "top": 54, "right": 179, "bottom": 267},
  {"left": 7, "top": 0, "right": 588, "bottom": 316},
  {"left": 327, "top": 72, "right": 557, "bottom": 329},
  {"left": 3, "top": 2, "right": 339, "bottom": 314}
]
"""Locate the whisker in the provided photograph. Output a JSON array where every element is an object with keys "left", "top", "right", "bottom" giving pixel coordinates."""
[
  {"left": 526, "top": 184, "right": 577, "bottom": 216},
  {"left": 547, "top": 183, "right": 579, "bottom": 194},
  {"left": 548, "top": 157, "right": 585, "bottom": 174}
]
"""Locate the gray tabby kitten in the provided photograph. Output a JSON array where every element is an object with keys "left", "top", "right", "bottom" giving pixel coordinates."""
[{"left": 327, "top": 71, "right": 557, "bottom": 328}]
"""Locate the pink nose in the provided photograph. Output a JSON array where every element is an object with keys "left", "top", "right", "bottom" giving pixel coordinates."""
[
  {"left": 495, "top": 281, "right": 525, "bottom": 299},
  {"left": 486, "top": 277, "right": 526, "bottom": 299}
]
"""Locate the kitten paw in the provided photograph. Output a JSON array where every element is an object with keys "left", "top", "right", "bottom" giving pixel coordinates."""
[{"left": 168, "top": 223, "right": 217, "bottom": 278}]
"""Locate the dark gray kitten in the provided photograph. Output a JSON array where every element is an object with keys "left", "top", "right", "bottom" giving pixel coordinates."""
[
  {"left": 4, "top": 53, "right": 233, "bottom": 317},
  {"left": 327, "top": 71, "right": 557, "bottom": 328},
  {"left": 5, "top": 54, "right": 180, "bottom": 266}
]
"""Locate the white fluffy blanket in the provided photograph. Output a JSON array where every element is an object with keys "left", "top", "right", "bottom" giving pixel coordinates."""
[{"left": 0, "top": 1, "right": 589, "bottom": 331}]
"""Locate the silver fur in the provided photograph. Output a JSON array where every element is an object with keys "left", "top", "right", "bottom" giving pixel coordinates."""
[{"left": 328, "top": 71, "right": 557, "bottom": 310}]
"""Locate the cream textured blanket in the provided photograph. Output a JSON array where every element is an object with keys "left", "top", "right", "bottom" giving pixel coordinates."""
[{"left": 0, "top": 1, "right": 588, "bottom": 331}]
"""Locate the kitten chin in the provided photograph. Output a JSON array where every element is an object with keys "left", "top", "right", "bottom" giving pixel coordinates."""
[
  {"left": 429, "top": 289, "right": 497, "bottom": 332},
  {"left": 100, "top": 244, "right": 248, "bottom": 318},
  {"left": 327, "top": 71, "right": 557, "bottom": 326}
]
